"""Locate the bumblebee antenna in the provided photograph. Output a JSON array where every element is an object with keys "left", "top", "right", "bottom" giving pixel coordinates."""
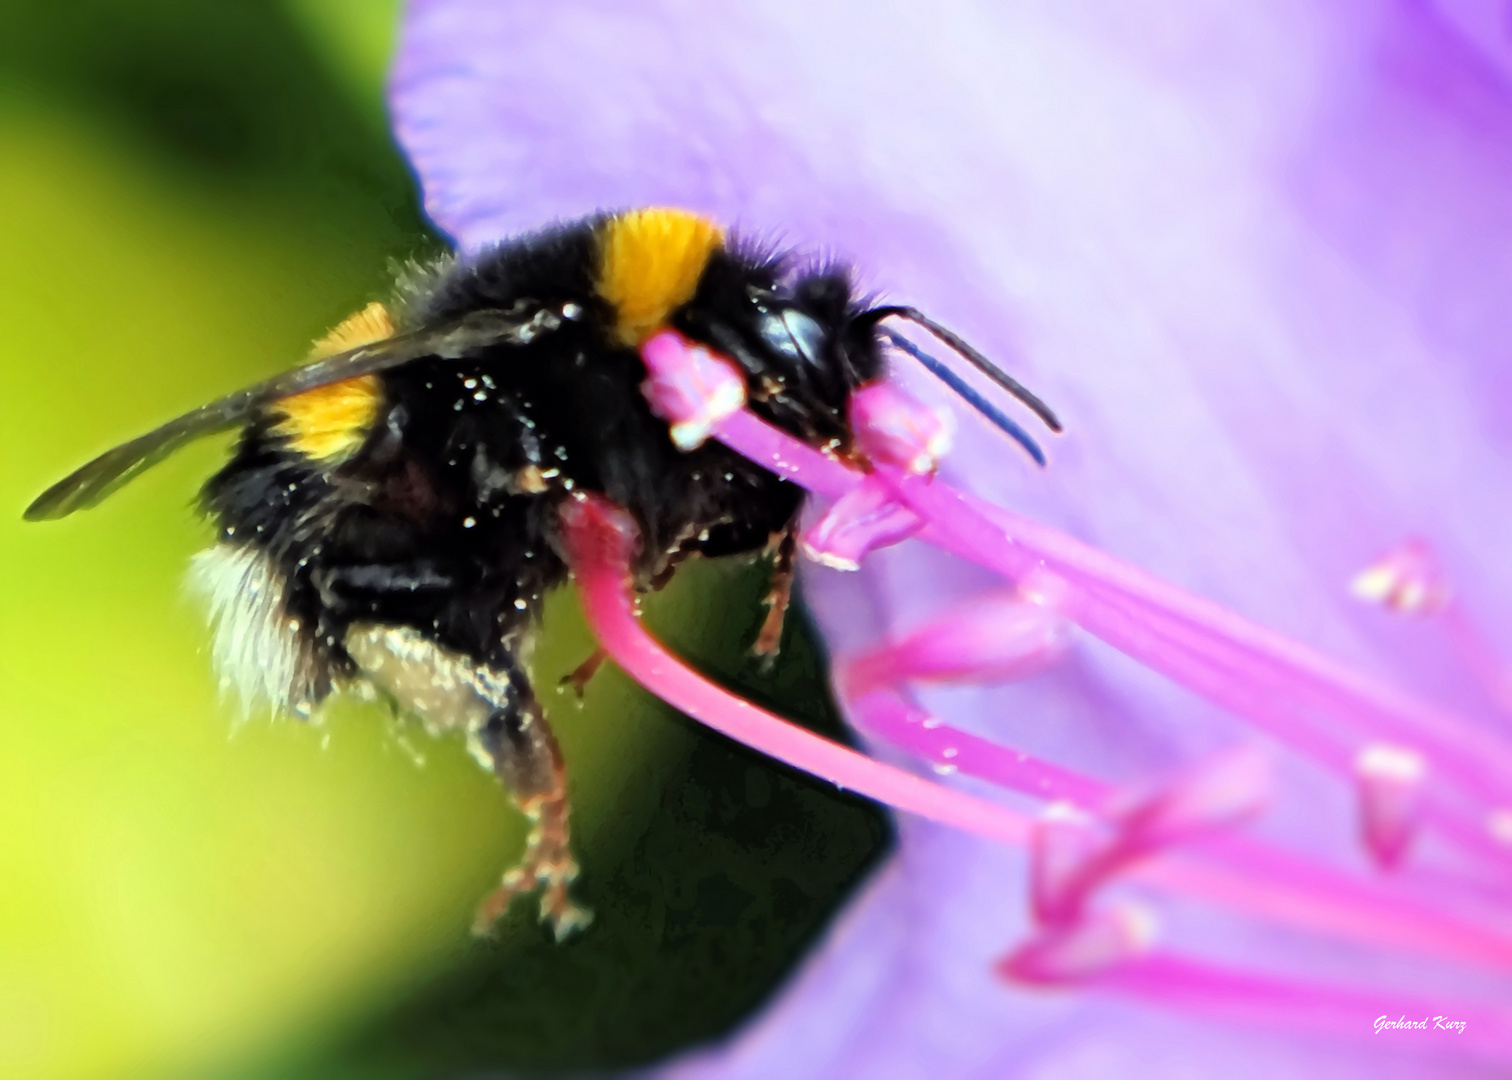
[
  {"left": 878, "top": 328, "right": 1048, "bottom": 467},
  {"left": 863, "top": 306, "right": 1063, "bottom": 434}
]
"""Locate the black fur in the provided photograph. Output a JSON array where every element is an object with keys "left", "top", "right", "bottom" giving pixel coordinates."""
[{"left": 200, "top": 216, "right": 884, "bottom": 692}]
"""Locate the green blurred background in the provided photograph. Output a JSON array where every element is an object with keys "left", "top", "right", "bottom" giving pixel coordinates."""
[{"left": 0, "top": 3, "right": 888, "bottom": 1077}]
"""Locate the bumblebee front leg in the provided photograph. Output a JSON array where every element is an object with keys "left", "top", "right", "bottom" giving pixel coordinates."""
[{"left": 343, "top": 624, "right": 590, "bottom": 940}]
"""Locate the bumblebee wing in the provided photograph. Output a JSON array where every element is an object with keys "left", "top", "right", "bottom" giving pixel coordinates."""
[{"left": 24, "top": 309, "right": 538, "bottom": 521}]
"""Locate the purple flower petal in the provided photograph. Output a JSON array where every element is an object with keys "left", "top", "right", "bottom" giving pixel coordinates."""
[{"left": 392, "top": 1, "right": 1512, "bottom": 1073}]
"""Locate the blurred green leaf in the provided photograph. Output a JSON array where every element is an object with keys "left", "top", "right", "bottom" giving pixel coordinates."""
[{"left": 0, "top": 4, "right": 889, "bottom": 1077}]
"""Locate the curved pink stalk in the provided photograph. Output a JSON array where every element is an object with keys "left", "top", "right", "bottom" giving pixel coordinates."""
[
  {"left": 847, "top": 689, "right": 1107, "bottom": 804},
  {"left": 558, "top": 494, "right": 1030, "bottom": 849}
]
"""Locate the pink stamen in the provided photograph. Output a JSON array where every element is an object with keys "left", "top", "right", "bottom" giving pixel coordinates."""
[
  {"left": 672, "top": 348, "right": 1512, "bottom": 832},
  {"left": 838, "top": 583, "right": 1069, "bottom": 696},
  {"left": 799, "top": 479, "right": 924, "bottom": 572},
  {"left": 1029, "top": 802, "right": 1106, "bottom": 925},
  {"left": 1353, "top": 539, "right": 1512, "bottom": 717},
  {"left": 883, "top": 469, "right": 1512, "bottom": 814},
  {"left": 1025, "top": 750, "right": 1270, "bottom": 924},
  {"left": 1351, "top": 539, "right": 1452, "bottom": 616},
  {"left": 998, "top": 903, "right": 1156, "bottom": 983},
  {"left": 639, "top": 330, "right": 747, "bottom": 450},
  {"left": 1110, "top": 746, "right": 1272, "bottom": 853},
  {"left": 765, "top": 399, "right": 1511, "bottom": 868},
  {"left": 664, "top": 330, "right": 1512, "bottom": 871},
  {"left": 844, "top": 690, "right": 1512, "bottom": 971},
  {"left": 847, "top": 380, "right": 953, "bottom": 474},
  {"left": 1356, "top": 743, "right": 1426, "bottom": 870},
  {"left": 558, "top": 493, "right": 1030, "bottom": 849},
  {"left": 854, "top": 468, "right": 1512, "bottom": 875},
  {"left": 1051, "top": 578, "right": 1512, "bottom": 874}
]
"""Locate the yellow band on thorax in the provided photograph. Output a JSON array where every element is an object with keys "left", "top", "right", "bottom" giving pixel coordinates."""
[{"left": 597, "top": 209, "right": 723, "bottom": 346}]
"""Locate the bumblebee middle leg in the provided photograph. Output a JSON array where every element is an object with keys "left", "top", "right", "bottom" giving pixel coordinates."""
[
  {"left": 754, "top": 527, "right": 797, "bottom": 661},
  {"left": 343, "top": 623, "right": 590, "bottom": 940}
]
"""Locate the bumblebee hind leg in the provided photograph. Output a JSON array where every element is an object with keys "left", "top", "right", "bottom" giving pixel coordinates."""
[
  {"left": 469, "top": 689, "right": 591, "bottom": 940},
  {"left": 342, "top": 623, "right": 591, "bottom": 941}
]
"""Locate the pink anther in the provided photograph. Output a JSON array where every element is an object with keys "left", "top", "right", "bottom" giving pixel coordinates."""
[
  {"left": 1355, "top": 743, "right": 1426, "bottom": 870},
  {"left": 1350, "top": 538, "right": 1452, "bottom": 616},
  {"left": 640, "top": 329, "right": 747, "bottom": 450},
  {"left": 799, "top": 479, "right": 925, "bottom": 572},
  {"left": 840, "top": 586, "right": 1070, "bottom": 696},
  {"left": 1113, "top": 746, "right": 1273, "bottom": 854},
  {"left": 848, "top": 380, "right": 954, "bottom": 474},
  {"left": 998, "top": 903, "right": 1157, "bottom": 985},
  {"left": 1024, "top": 749, "right": 1270, "bottom": 925}
]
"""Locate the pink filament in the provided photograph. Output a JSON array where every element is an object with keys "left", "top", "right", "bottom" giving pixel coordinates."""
[
  {"left": 844, "top": 691, "right": 1512, "bottom": 970},
  {"left": 890, "top": 470, "right": 1512, "bottom": 806},
  {"left": 882, "top": 471, "right": 1512, "bottom": 873},
  {"left": 848, "top": 689, "right": 1106, "bottom": 804}
]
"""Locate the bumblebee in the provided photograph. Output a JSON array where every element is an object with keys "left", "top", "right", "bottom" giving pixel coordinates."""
[{"left": 26, "top": 208, "right": 1058, "bottom": 938}]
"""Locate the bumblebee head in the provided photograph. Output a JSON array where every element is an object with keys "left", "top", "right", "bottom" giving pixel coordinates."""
[{"left": 743, "top": 269, "right": 878, "bottom": 407}]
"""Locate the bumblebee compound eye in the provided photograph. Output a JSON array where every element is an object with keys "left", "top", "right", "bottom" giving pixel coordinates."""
[{"left": 756, "top": 306, "right": 828, "bottom": 371}]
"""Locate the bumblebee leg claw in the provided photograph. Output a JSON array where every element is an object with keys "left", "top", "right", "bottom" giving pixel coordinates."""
[{"left": 471, "top": 786, "right": 593, "bottom": 940}]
